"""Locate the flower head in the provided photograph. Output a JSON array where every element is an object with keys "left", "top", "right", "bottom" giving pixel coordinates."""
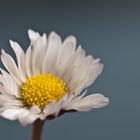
[{"left": 0, "top": 30, "right": 109, "bottom": 126}]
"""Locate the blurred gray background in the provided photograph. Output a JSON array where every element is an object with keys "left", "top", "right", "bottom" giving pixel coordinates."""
[{"left": 0, "top": 0, "right": 140, "bottom": 140}]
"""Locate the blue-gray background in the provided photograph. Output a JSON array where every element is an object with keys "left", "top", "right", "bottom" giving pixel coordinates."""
[{"left": 0, "top": 0, "right": 140, "bottom": 140}]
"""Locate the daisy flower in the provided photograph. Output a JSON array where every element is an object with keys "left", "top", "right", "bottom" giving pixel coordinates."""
[{"left": 0, "top": 29, "right": 109, "bottom": 140}]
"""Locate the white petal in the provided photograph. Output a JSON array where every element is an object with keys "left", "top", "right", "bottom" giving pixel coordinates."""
[
  {"left": 0, "top": 94, "right": 23, "bottom": 110},
  {"left": 39, "top": 113, "right": 47, "bottom": 120},
  {"left": 0, "top": 69, "right": 21, "bottom": 98},
  {"left": 24, "top": 114, "right": 38, "bottom": 126},
  {"left": 83, "top": 62, "right": 104, "bottom": 88},
  {"left": 59, "top": 94, "right": 74, "bottom": 110},
  {"left": 68, "top": 55, "right": 93, "bottom": 93},
  {"left": 28, "top": 29, "right": 40, "bottom": 42},
  {"left": 63, "top": 36, "right": 76, "bottom": 49},
  {"left": 0, "top": 84, "right": 12, "bottom": 95},
  {"left": 74, "top": 62, "right": 104, "bottom": 97},
  {"left": 1, "top": 50, "right": 22, "bottom": 85},
  {"left": 26, "top": 29, "right": 45, "bottom": 76},
  {"left": 57, "top": 95, "right": 68, "bottom": 107},
  {"left": 30, "top": 105, "right": 41, "bottom": 114},
  {"left": 0, "top": 75, "right": 7, "bottom": 90},
  {"left": 0, "top": 94, "right": 14, "bottom": 104},
  {"left": 32, "top": 34, "right": 47, "bottom": 75},
  {"left": 68, "top": 56, "right": 104, "bottom": 97},
  {"left": 62, "top": 45, "right": 86, "bottom": 83},
  {"left": 42, "top": 32, "right": 62, "bottom": 74},
  {"left": 55, "top": 35, "right": 76, "bottom": 77},
  {"left": 9, "top": 40, "right": 26, "bottom": 82},
  {"left": 79, "top": 94, "right": 109, "bottom": 108},
  {"left": 94, "top": 58, "right": 100, "bottom": 64},
  {"left": 43, "top": 101, "right": 58, "bottom": 116},
  {"left": 18, "top": 109, "right": 30, "bottom": 126},
  {"left": 66, "top": 94, "right": 109, "bottom": 112},
  {"left": 25, "top": 46, "right": 32, "bottom": 77},
  {"left": 1, "top": 108, "right": 22, "bottom": 121},
  {"left": 19, "top": 107, "right": 40, "bottom": 126}
]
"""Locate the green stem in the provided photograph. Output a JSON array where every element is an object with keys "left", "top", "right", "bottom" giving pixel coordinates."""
[{"left": 31, "top": 119, "right": 45, "bottom": 140}]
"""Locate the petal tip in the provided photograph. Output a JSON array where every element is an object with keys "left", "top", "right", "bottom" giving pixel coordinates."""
[
  {"left": 1, "top": 49, "right": 5, "bottom": 54},
  {"left": 49, "top": 31, "right": 59, "bottom": 38},
  {"left": 9, "top": 40, "right": 16, "bottom": 49},
  {"left": 28, "top": 29, "right": 40, "bottom": 41},
  {"left": 9, "top": 39, "right": 14, "bottom": 45},
  {"left": 28, "top": 29, "right": 35, "bottom": 35},
  {"left": 103, "top": 96, "right": 110, "bottom": 105}
]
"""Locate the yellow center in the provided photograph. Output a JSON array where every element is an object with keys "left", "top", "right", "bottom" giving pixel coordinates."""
[{"left": 22, "top": 73, "right": 68, "bottom": 110}]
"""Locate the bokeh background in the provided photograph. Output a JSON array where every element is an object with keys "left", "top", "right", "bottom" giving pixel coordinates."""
[{"left": 0, "top": 0, "right": 140, "bottom": 140}]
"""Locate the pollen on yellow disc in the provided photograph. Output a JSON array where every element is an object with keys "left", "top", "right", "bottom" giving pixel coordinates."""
[{"left": 22, "top": 73, "right": 68, "bottom": 110}]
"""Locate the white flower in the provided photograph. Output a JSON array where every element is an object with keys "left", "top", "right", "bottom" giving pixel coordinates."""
[{"left": 0, "top": 29, "right": 109, "bottom": 126}]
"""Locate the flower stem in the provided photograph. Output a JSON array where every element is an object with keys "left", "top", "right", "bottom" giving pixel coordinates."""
[{"left": 31, "top": 119, "right": 45, "bottom": 140}]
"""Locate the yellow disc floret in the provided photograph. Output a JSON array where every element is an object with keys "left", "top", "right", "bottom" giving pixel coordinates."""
[{"left": 22, "top": 73, "right": 68, "bottom": 110}]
